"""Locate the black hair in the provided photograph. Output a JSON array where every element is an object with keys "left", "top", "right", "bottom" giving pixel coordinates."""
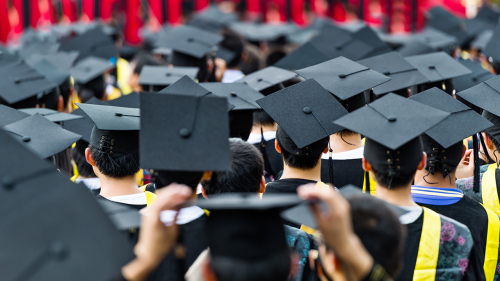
[
  {"left": 76, "top": 75, "right": 106, "bottom": 102},
  {"left": 53, "top": 148, "right": 73, "bottom": 178},
  {"left": 371, "top": 165, "right": 416, "bottom": 189},
  {"left": 133, "top": 55, "right": 160, "bottom": 75},
  {"left": 348, "top": 195, "right": 405, "bottom": 278},
  {"left": 90, "top": 146, "right": 140, "bottom": 178},
  {"left": 266, "top": 49, "right": 287, "bottom": 67},
  {"left": 203, "top": 139, "right": 264, "bottom": 195},
  {"left": 220, "top": 31, "right": 245, "bottom": 68},
  {"left": 253, "top": 111, "right": 275, "bottom": 127},
  {"left": 154, "top": 170, "right": 204, "bottom": 191},
  {"left": 43, "top": 78, "right": 72, "bottom": 110},
  {"left": 277, "top": 136, "right": 328, "bottom": 170},
  {"left": 211, "top": 250, "right": 290, "bottom": 281},
  {"left": 5, "top": 95, "right": 38, "bottom": 109},
  {"left": 71, "top": 145, "right": 96, "bottom": 178}
]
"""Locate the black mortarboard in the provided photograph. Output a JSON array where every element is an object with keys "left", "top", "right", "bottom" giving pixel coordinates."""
[
  {"left": 405, "top": 52, "right": 472, "bottom": 83},
  {"left": 26, "top": 51, "right": 79, "bottom": 71},
  {"left": 215, "top": 46, "right": 236, "bottom": 64},
  {"left": 471, "top": 29, "right": 493, "bottom": 50},
  {"left": 76, "top": 103, "right": 140, "bottom": 159},
  {"left": 410, "top": 87, "right": 493, "bottom": 148},
  {"left": 96, "top": 198, "right": 141, "bottom": 230},
  {"left": 427, "top": 6, "right": 472, "bottom": 46},
  {"left": 483, "top": 24, "right": 500, "bottom": 64},
  {"left": 350, "top": 26, "right": 392, "bottom": 57},
  {"left": 188, "top": 6, "right": 239, "bottom": 32},
  {"left": 70, "top": 56, "right": 114, "bottom": 84},
  {"left": 295, "top": 56, "right": 391, "bottom": 101},
  {"left": 0, "top": 105, "right": 30, "bottom": 127},
  {"left": 2, "top": 114, "right": 82, "bottom": 159},
  {"left": 19, "top": 108, "right": 84, "bottom": 123},
  {"left": 197, "top": 193, "right": 302, "bottom": 260},
  {"left": 155, "top": 25, "right": 223, "bottom": 59},
  {"left": 107, "top": 92, "right": 140, "bottom": 108},
  {"left": 200, "top": 83, "right": 263, "bottom": 110},
  {"left": 138, "top": 66, "right": 199, "bottom": 90},
  {"left": 0, "top": 48, "right": 19, "bottom": 67},
  {"left": 273, "top": 42, "right": 331, "bottom": 70},
  {"left": 63, "top": 98, "right": 107, "bottom": 142},
  {"left": 0, "top": 61, "right": 56, "bottom": 105},
  {"left": 235, "top": 66, "right": 298, "bottom": 92},
  {"left": 18, "top": 41, "right": 60, "bottom": 59},
  {"left": 412, "top": 28, "right": 458, "bottom": 54},
  {"left": 256, "top": 79, "right": 349, "bottom": 151},
  {"left": 456, "top": 75, "right": 500, "bottom": 118},
  {"left": 397, "top": 40, "right": 437, "bottom": 57},
  {"left": 229, "top": 22, "right": 298, "bottom": 42},
  {"left": 59, "top": 26, "right": 117, "bottom": 60},
  {"left": 31, "top": 59, "right": 70, "bottom": 86},
  {"left": 452, "top": 59, "right": 496, "bottom": 92},
  {"left": 464, "top": 6, "right": 500, "bottom": 36},
  {"left": 357, "top": 52, "right": 429, "bottom": 95},
  {"left": 140, "top": 92, "right": 231, "bottom": 171}
]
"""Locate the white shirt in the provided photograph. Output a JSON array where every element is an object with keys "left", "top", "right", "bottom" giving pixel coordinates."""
[
  {"left": 321, "top": 147, "right": 364, "bottom": 160},
  {"left": 398, "top": 206, "right": 423, "bottom": 225},
  {"left": 106, "top": 193, "right": 147, "bottom": 205},
  {"left": 222, "top": 69, "right": 244, "bottom": 83},
  {"left": 75, "top": 177, "right": 101, "bottom": 190},
  {"left": 247, "top": 131, "right": 277, "bottom": 145},
  {"left": 160, "top": 206, "right": 206, "bottom": 225}
]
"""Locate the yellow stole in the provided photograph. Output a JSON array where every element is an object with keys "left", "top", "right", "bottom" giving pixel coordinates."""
[
  {"left": 139, "top": 185, "right": 157, "bottom": 206},
  {"left": 413, "top": 207, "right": 441, "bottom": 281},
  {"left": 362, "top": 172, "right": 376, "bottom": 196},
  {"left": 482, "top": 164, "right": 500, "bottom": 216},
  {"left": 482, "top": 204, "right": 500, "bottom": 281}
]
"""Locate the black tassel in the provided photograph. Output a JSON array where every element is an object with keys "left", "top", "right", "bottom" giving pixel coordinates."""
[{"left": 473, "top": 134, "right": 480, "bottom": 193}]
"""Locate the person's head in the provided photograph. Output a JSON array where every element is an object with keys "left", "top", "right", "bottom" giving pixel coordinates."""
[
  {"left": 362, "top": 137, "right": 427, "bottom": 189},
  {"left": 253, "top": 111, "right": 276, "bottom": 128},
  {"left": 313, "top": 194, "right": 405, "bottom": 280},
  {"left": 131, "top": 55, "right": 161, "bottom": 92},
  {"left": 72, "top": 140, "right": 97, "bottom": 178},
  {"left": 482, "top": 110, "right": 500, "bottom": 163},
  {"left": 202, "top": 138, "right": 265, "bottom": 197},
  {"left": 219, "top": 31, "right": 245, "bottom": 69},
  {"left": 75, "top": 75, "right": 106, "bottom": 102},
  {"left": 266, "top": 49, "right": 287, "bottom": 67},
  {"left": 43, "top": 78, "right": 73, "bottom": 112},
  {"left": 275, "top": 126, "right": 329, "bottom": 170}
]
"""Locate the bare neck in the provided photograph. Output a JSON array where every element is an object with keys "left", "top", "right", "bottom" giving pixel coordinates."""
[
  {"left": 280, "top": 158, "right": 323, "bottom": 182},
  {"left": 97, "top": 172, "right": 142, "bottom": 197},
  {"left": 374, "top": 181, "right": 419, "bottom": 207},
  {"left": 329, "top": 133, "right": 363, "bottom": 154},
  {"left": 414, "top": 169, "right": 456, "bottom": 189},
  {"left": 250, "top": 124, "right": 277, "bottom": 134}
]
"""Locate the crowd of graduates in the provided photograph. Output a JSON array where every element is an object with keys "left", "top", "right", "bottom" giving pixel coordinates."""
[{"left": 3, "top": 2, "right": 500, "bottom": 281}]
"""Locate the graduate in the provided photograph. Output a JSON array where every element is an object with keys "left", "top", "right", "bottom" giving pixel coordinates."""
[
  {"left": 409, "top": 87, "right": 499, "bottom": 281},
  {"left": 335, "top": 93, "right": 474, "bottom": 280},
  {"left": 256, "top": 79, "right": 349, "bottom": 194}
]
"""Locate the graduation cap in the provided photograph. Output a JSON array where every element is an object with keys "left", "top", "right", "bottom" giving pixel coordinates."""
[
  {"left": 18, "top": 41, "right": 60, "bottom": 59},
  {"left": 426, "top": 6, "right": 472, "bottom": 46},
  {"left": 405, "top": 52, "right": 472, "bottom": 83},
  {"left": 357, "top": 52, "right": 430, "bottom": 96},
  {"left": 138, "top": 66, "right": 200, "bottom": 90},
  {"left": 295, "top": 56, "right": 390, "bottom": 110},
  {"left": 76, "top": 103, "right": 140, "bottom": 159},
  {"left": 139, "top": 92, "right": 231, "bottom": 172},
  {"left": 59, "top": 26, "right": 117, "bottom": 60},
  {"left": 0, "top": 61, "right": 56, "bottom": 105},
  {"left": 273, "top": 42, "right": 331, "bottom": 70},
  {"left": 411, "top": 28, "right": 458, "bottom": 53},
  {"left": 0, "top": 47, "right": 19, "bottom": 67},
  {"left": 0, "top": 105, "right": 30, "bottom": 127},
  {"left": 26, "top": 51, "right": 79, "bottom": 71},
  {"left": 155, "top": 25, "right": 223, "bottom": 59},
  {"left": 452, "top": 59, "right": 496, "bottom": 92},
  {"left": 470, "top": 29, "right": 493, "bottom": 51},
  {"left": 70, "top": 56, "right": 114, "bottom": 84},
  {"left": 350, "top": 26, "right": 392, "bottom": 57},
  {"left": 2, "top": 114, "right": 82, "bottom": 159},
  {"left": 229, "top": 22, "right": 298, "bottom": 42},
  {"left": 197, "top": 193, "right": 302, "bottom": 260},
  {"left": 215, "top": 46, "right": 236, "bottom": 64},
  {"left": 18, "top": 108, "right": 84, "bottom": 123},
  {"left": 456, "top": 75, "right": 500, "bottom": 120},
  {"left": 235, "top": 66, "right": 298, "bottom": 92},
  {"left": 31, "top": 59, "right": 70, "bottom": 87},
  {"left": 63, "top": 98, "right": 107, "bottom": 142},
  {"left": 107, "top": 92, "right": 140, "bottom": 108},
  {"left": 0, "top": 179, "right": 134, "bottom": 281},
  {"left": 483, "top": 24, "right": 500, "bottom": 64},
  {"left": 256, "top": 79, "right": 349, "bottom": 152},
  {"left": 188, "top": 6, "right": 239, "bottom": 32},
  {"left": 397, "top": 40, "right": 437, "bottom": 57},
  {"left": 96, "top": 197, "right": 141, "bottom": 230},
  {"left": 464, "top": 6, "right": 500, "bottom": 36}
]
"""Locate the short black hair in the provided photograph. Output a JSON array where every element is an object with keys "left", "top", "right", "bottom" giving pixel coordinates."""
[
  {"left": 277, "top": 136, "right": 328, "bottom": 170},
  {"left": 220, "top": 31, "right": 245, "bottom": 68},
  {"left": 371, "top": 165, "right": 415, "bottom": 189},
  {"left": 76, "top": 75, "right": 106, "bottom": 102},
  {"left": 71, "top": 145, "right": 96, "bottom": 178},
  {"left": 133, "top": 55, "right": 160, "bottom": 75},
  {"left": 348, "top": 195, "right": 405, "bottom": 278},
  {"left": 154, "top": 170, "right": 204, "bottom": 191},
  {"left": 266, "top": 49, "right": 287, "bottom": 67},
  {"left": 90, "top": 146, "right": 140, "bottom": 178},
  {"left": 211, "top": 250, "right": 290, "bottom": 281},
  {"left": 203, "top": 139, "right": 264, "bottom": 195},
  {"left": 253, "top": 111, "right": 275, "bottom": 127}
]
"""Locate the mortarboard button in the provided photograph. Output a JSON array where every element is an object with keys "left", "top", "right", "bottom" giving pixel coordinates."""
[
  {"left": 383, "top": 71, "right": 391, "bottom": 75},
  {"left": 388, "top": 116, "right": 397, "bottom": 122},
  {"left": 179, "top": 128, "right": 191, "bottom": 138},
  {"left": 303, "top": 107, "right": 312, "bottom": 114},
  {"left": 339, "top": 74, "right": 347, "bottom": 78},
  {"left": 428, "top": 65, "right": 435, "bottom": 69},
  {"left": 48, "top": 241, "right": 69, "bottom": 260}
]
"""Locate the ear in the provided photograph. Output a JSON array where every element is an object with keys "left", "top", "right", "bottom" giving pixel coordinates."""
[
  {"left": 259, "top": 176, "right": 266, "bottom": 193},
  {"left": 323, "top": 146, "right": 329, "bottom": 154},
  {"left": 483, "top": 132, "right": 495, "bottom": 149},
  {"left": 275, "top": 139, "right": 281, "bottom": 153},
  {"left": 201, "top": 171, "right": 213, "bottom": 182},
  {"left": 202, "top": 261, "right": 218, "bottom": 281},
  {"left": 417, "top": 152, "right": 427, "bottom": 171},
  {"left": 85, "top": 147, "right": 95, "bottom": 166},
  {"left": 362, "top": 157, "right": 371, "bottom": 172},
  {"left": 57, "top": 95, "right": 64, "bottom": 112},
  {"left": 201, "top": 186, "right": 209, "bottom": 200}
]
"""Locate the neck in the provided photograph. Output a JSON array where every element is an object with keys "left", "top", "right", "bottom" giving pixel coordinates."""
[
  {"left": 329, "top": 133, "right": 363, "bottom": 154},
  {"left": 415, "top": 170, "right": 456, "bottom": 188},
  {"left": 250, "top": 124, "right": 277, "bottom": 134},
  {"left": 280, "top": 159, "right": 322, "bottom": 182},
  {"left": 374, "top": 181, "right": 419, "bottom": 207},
  {"left": 98, "top": 174, "right": 142, "bottom": 197}
]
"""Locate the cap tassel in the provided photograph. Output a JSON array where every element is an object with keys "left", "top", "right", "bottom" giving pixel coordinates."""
[
  {"left": 178, "top": 96, "right": 201, "bottom": 139},
  {"left": 14, "top": 75, "right": 46, "bottom": 84},
  {"left": 473, "top": 134, "right": 480, "bottom": 193},
  {"left": 259, "top": 117, "right": 275, "bottom": 178},
  {"left": 328, "top": 143, "right": 334, "bottom": 185}
]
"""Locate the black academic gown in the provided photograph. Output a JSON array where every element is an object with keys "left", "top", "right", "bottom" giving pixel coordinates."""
[
  {"left": 265, "top": 178, "right": 317, "bottom": 194},
  {"left": 252, "top": 139, "right": 284, "bottom": 181},
  {"left": 418, "top": 197, "right": 491, "bottom": 281},
  {"left": 320, "top": 158, "right": 365, "bottom": 189},
  {"left": 147, "top": 214, "right": 209, "bottom": 281}
]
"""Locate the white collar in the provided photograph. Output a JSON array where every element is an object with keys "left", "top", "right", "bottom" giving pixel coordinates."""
[
  {"left": 247, "top": 131, "right": 277, "bottom": 144},
  {"left": 321, "top": 147, "right": 364, "bottom": 160},
  {"left": 222, "top": 69, "right": 245, "bottom": 83},
  {"left": 398, "top": 206, "right": 423, "bottom": 225},
  {"left": 75, "top": 177, "right": 101, "bottom": 190},
  {"left": 160, "top": 206, "right": 205, "bottom": 225},
  {"left": 105, "top": 193, "right": 147, "bottom": 205}
]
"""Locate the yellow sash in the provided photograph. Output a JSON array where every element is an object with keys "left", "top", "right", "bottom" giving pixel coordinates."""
[
  {"left": 482, "top": 164, "right": 500, "bottom": 216},
  {"left": 413, "top": 207, "right": 441, "bottom": 281},
  {"left": 362, "top": 172, "right": 377, "bottom": 196},
  {"left": 139, "top": 185, "right": 157, "bottom": 206},
  {"left": 482, "top": 204, "right": 500, "bottom": 281}
]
